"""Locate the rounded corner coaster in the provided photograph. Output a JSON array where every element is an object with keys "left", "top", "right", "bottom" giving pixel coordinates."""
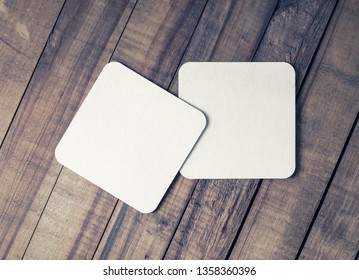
[
  {"left": 179, "top": 62, "right": 295, "bottom": 179},
  {"left": 55, "top": 62, "right": 206, "bottom": 213}
]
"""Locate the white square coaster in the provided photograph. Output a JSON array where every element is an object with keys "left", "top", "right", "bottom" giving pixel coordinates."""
[
  {"left": 179, "top": 62, "right": 295, "bottom": 179},
  {"left": 55, "top": 62, "right": 206, "bottom": 213}
]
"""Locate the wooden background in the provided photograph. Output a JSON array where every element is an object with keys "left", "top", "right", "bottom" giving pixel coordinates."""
[{"left": 0, "top": 0, "right": 358, "bottom": 260}]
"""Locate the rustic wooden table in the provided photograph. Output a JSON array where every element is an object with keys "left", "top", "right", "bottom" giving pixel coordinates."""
[{"left": 0, "top": 0, "right": 358, "bottom": 259}]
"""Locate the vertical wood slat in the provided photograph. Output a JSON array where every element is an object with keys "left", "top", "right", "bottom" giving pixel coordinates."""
[
  {"left": 0, "top": 0, "right": 135, "bottom": 259},
  {"left": 299, "top": 119, "right": 359, "bottom": 259},
  {"left": 229, "top": 0, "right": 359, "bottom": 259},
  {"left": 0, "top": 0, "right": 64, "bottom": 144},
  {"left": 24, "top": 0, "right": 208, "bottom": 259},
  {"left": 164, "top": 0, "right": 337, "bottom": 260},
  {"left": 93, "top": 0, "right": 278, "bottom": 260}
]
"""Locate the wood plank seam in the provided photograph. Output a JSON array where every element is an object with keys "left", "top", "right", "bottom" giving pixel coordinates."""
[
  {"left": 166, "top": 0, "right": 210, "bottom": 91},
  {"left": 224, "top": 180, "right": 263, "bottom": 259},
  {"left": 0, "top": 38, "right": 30, "bottom": 60},
  {"left": 247, "top": 0, "right": 279, "bottom": 61},
  {"left": 296, "top": 113, "right": 358, "bottom": 259},
  {"left": 294, "top": 0, "right": 339, "bottom": 98},
  {"left": 0, "top": 1, "right": 66, "bottom": 149},
  {"left": 21, "top": 166, "right": 63, "bottom": 259},
  {"left": 67, "top": 188, "right": 115, "bottom": 259},
  {"left": 298, "top": 108, "right": 359, "bottom": 259},
  {"left": 91, "top": 200, "right": 120, "bottom": 259},
  {"left": 107, "top": 0, "right": 138, "bottom": 65},
  {"left": 98, "top": 205, "right": 128, "bottom": 259},
  {"left": 160, "top": 180, "right": 198, "bottom": 259}
]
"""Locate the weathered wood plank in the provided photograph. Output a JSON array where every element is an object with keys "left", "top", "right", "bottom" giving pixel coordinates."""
[
  {"left": 23, "top": 168, "right": 120, "bottom": 259},
  {"left": 169, "top": 0, "right": 278, "bottom": 95},
  {"left": 299, "top": 119, "right": 359, "bottom": 259},
  {"left": 24, "top": 0, "right": 208, "bottom": 259},
  {"left": 165, "top": 0, "right": 337, "bottom": 260},
  {"left": 96, "top": 176, "right": 198, "bottom": 259},
  {"left": 0, "top": 0, "right": 135, "bottom": 259},
  {"left": 0, "top": 0, "right": 64, "bottom": 144},
  {"left": 94, "top": 0, "right": 278, "bottom": 259},
  {"left": 112, "top": 0, "right": 208, "bottom": 87},
  {"left": 229, "top": 0, "right": 359, "bottom": 259},
  {"left": 252, "top": 0, "right": 339, "bottom": 84}
]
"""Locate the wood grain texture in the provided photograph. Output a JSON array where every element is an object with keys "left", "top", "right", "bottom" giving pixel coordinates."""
[
  {"left": 25, "top": 0, "right": 208, "bottom": 260},
  {"left": 112, "top": 0, "right": 208, "bottom": 87},
  {"left": 1, "top": 0, "right": 356, "bottom": 261},
  {"left": 95, "top": 176, "right": 197, "bottom": 259},
  {"left": 165, "top": 0, "right": 337, "bottom": 260},
  {"left": 93, "top": 0, "right": 279, "bottom": 260},
  {"left": 253, "top": 0, "right": 338, "bottom": 84},
  {"left": 299, "top": 119, "right": 359, "bottom": 259},
  {"left": 23, "top": 168, "right": 119, "bottom": 259},
  {"left": 229, "top": 0, "right": 359, "bottom": 259},
  {"left": 169, "top": 0, "right": 278, "bottom": 94},
  {"left": 0, "top": 0, "right": 135, "bottom": 259},
  {"left": 0, "top": 0, "right": 64, "bottom": 144}
]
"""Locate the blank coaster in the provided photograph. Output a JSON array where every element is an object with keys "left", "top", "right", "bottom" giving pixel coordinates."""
[
  {"left": 55, "top": 62, "right": 206, "bottom": 213},
  {"left": 179, "top": 62, "right": 295, "bottom": 179}
]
